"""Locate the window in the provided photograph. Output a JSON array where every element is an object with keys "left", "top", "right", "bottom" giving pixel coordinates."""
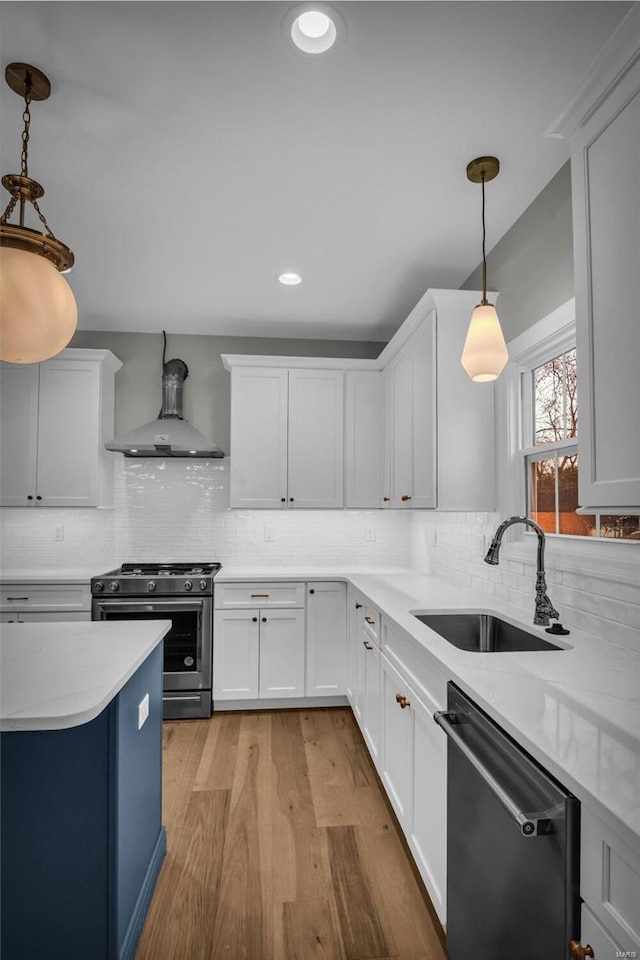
[{"left": 516, "top": 317, "right": 639, "bottom": 541}]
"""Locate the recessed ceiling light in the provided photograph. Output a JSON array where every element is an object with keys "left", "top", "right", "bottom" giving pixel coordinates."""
[
  {"left": 290, "top": 6, "right": 339, "bottom": 54},
  {"left": 277, "top": 272, "right": 303, "bottom": 286}
]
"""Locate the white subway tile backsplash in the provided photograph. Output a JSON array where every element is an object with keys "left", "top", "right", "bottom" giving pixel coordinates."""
[{"left": 412, "top": 511, "right": 640, "bottom": 654}]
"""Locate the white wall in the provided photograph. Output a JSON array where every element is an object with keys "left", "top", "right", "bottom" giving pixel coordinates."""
[{"left": 0, "top": 459, "right": 411, "bottom": 570}]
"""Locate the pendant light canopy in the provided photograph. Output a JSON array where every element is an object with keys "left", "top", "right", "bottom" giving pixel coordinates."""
[
  {"left": 0, "top": 63, "right": 77, "bottom": 364},
  {"left": 461, "top": 156, "right": 508, "bottom": 382}
]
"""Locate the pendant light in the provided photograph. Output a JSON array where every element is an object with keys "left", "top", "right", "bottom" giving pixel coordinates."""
[
  {"left": 461, "top": 156, "right": 508, "bottom": 382},
  {"left": 0, "top": 63, "right": 77, "bottom": 364}
]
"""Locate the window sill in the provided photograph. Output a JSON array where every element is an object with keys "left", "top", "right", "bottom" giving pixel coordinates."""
[{"left": 500, "top": 535, "right": 640, "bottom": 586}]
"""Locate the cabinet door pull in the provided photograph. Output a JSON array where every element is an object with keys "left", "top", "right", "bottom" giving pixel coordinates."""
[
  {"left": 401, "top": 494, "right": 411, "bottom": 502},
  {"left": 36, "top": 495, "right": 43, "bottom": 501},
  {"left": 261, "top": 617, "right": 267, "bottom": 623},
  {"left": 355, "top": 602, "right": 362, "bottom": 609},
  {"left": 309, "top": 588, "right": 315, "bottom": 595},
  {"left": 383, "top": 496, "right": 390, "bottom": 502},
  {"left": 281, "top": 497, "right": 286, "bottom": 503},
  {"left": 364, "top": 616, "right": 375, "bottom": 625},
  {"left": 251, "top": 617, "right": 258, "bottom": 623},
  {"left": 363, "top": 641, "right": 373, "bottom": 650},
  {"left": 289, "top": 497, "right": 295, "bottom": 502},
  {"left": 396, "top": 693, "right": 410, "bottom": 709},
  {"left": 6, "top": 597, "right": 29, "bottom": 601},
  {"left": 251, "top": 594, "right": 269, "bottom": 598},
  {"left": 27, "top": 495, "right": 34, "bottom": 501},
  {"left": 569, "top": 942, "right": 594, "bottom": 960}
]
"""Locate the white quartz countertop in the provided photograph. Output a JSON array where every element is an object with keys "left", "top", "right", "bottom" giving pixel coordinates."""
[
  {"left": 217, "top": 563, "right": 640, "bottom": 851},
  {"left": 0, "top": 620, "right": 171, "bottom": 732}
]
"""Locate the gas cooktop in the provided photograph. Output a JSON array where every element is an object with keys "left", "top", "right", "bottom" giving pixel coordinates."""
[{"left": 91, "top": 562, "right": 222, "bottom": 595}]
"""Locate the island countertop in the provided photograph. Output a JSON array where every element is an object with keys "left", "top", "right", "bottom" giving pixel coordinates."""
[{"left": 0, "top": 620, "right": 171, "bottom": 732}]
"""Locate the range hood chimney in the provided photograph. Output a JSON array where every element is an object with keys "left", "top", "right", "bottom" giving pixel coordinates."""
[{"left": 105, "top": 336, "right": 224, "bottom": 459}]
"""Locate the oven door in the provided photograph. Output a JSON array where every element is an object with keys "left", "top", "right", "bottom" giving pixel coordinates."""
[{"left": 92, "top": 598, "right": 212, "bottom": 692}]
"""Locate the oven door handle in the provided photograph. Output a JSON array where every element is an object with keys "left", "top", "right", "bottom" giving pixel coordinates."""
[
  {"left": 433, "top": 710, "right": 551, "bottom": 837},
  {"left": 94, "top": 600, "right": 204, "bottom": 614}
]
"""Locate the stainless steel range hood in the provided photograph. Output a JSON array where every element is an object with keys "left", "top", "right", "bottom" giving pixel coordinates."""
[{"left": 105, "top": 358, "right": 224, "bottom": 458}]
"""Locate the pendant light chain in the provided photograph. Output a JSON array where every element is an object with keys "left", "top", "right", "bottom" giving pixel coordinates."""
[{"left": 20, "top": 74, "right": 33, "bottom": 178}]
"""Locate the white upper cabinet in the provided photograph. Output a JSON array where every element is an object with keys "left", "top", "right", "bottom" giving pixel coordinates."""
[
  {"left": 0, "top": 349, "right": 121, "bottom": 508},
  {"left": 344, "top": 371, "right": 383, "bottom": 508},
  {"left": 548, "top": 7, "right": 640, "bottom": 511},
  {"left": 228, "top": 367, "right": 289, "bottom": 508},
  {"left": 226, "top": 361, "right": 344, "bottom": 509},
  {"left": 288, "top": 369, "right": 344, "bottom": 508},
  {"left": 379, "top": 289, "right": 495, "bottom": 512}
]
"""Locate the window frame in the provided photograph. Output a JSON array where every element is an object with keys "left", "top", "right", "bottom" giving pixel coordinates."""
[{"left": 497, "top": 298, "right": 640, "bottom": 579}]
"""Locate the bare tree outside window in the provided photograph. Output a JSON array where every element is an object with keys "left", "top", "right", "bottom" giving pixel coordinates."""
[{"left": 527, "top": 349, "right": 639, "bottom": 540}]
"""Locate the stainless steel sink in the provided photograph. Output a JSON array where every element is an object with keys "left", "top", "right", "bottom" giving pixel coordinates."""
[{"left": 413, "top": 613, "right": 565, "bottom": 652}]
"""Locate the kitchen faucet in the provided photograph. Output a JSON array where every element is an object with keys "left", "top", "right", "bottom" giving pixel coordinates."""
[{"left": 484, "top": 516, "right": 560, "bottom": 626}]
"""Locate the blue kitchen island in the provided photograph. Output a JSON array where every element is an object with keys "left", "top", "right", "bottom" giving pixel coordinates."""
[{"left": 0, "top": 619, "right": 171, "bottom": 960}]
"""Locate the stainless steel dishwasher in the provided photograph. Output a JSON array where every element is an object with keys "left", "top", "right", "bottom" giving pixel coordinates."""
[{"left": 435, "top": 682, "right": 580, "bottom": 960}]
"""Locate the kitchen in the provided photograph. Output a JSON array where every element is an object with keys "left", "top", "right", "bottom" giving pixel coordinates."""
[{"left": 0, "top": 3, "right": 639, "bottom": 960}]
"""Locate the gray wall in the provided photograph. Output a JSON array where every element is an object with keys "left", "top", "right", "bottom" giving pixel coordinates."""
[
  {"left": 69, "top": 330, "right": 381, "bottom": 453},
  {"left": 462, "top": 162, "right": 574, "bottom": 342}
]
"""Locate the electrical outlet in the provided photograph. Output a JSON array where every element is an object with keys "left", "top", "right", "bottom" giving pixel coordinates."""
[
  {"left": 54, "top": 526, "right": 64, "bottom": 542},
  {"left": 365, "top": 526, "right": 375, "bottom": 542},
  {"left": 138, "top": 693, "right": 149, "bottom": 730},
  {"left": 264, "top": 527, "right": 274, "bottom": 542}
]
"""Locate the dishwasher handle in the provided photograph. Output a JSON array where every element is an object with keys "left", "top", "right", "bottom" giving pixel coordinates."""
[{"left": 433, "top": 710, "right": 551, "bottom": 838}]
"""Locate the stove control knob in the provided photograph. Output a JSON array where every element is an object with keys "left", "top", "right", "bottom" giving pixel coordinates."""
[
  {"left": 147, "top": 581, "right": 156, "bottom": 592},
  {"left": 108, "top": 581, "right": 119, "bottom": 592},
  {"left": 184, "top": 580, "right": 193, "bottom": 591},
  {"left": 94, "top": 581, "right": 104, "bottom": 592},
  {"left": 199, "top": 580, "right": 207, "bottom": 591}
]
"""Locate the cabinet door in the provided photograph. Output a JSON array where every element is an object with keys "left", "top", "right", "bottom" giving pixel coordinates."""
[
  {"left": 380, "top": 653, "right": 413, "bottom": 826},
  {"left": 345, "top": 587, "right": 359, "bottom": 705},
  {"left": 571, "top": 61, "right": 640, "bottom": 509},
  {"left": 229, "top": 367, "right": 288, "bottom": 508},
  {"left": 344, "top": 371, "right": 383, "bottom": 508},
  {"left": 259, "top": 608, "right": 305, "bottom": 698},
  {"left": 0, "top": 362, "right": 39, "bottom": 506},
  {"left": 410, "top": 317, "right": 437, "bottom": 508},
  {"left": 410, "top": 687, "right": 447, "bottom": 923},
  {"left": 213, "top": 610, "right": 260, "bottom": 699},
  {"left": 37, "top": 359, "right": 100, "bottom": 506},
  {"left": 381, "top": 367, "right": 393, "bottom": 508},
  {"left": 390, "top": 351, "right": 413, "bottom": 508},
  {"left": 361, "top": 629, "right": 381, "bottom": 767},
  {"left": 287, "top": 369, "right": 344, "bottom": 508},
  {"left": 306, "top": 581, "right": 347, "bottom": 696}
]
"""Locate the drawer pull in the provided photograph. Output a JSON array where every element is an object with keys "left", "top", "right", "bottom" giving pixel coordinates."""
[
  {"left": 355, "top": 602, "right": 362, "bottom": 609},
  {"left": 363, "top": 641, "right": 373, "bottom": 650},
  {"left": 396, "top": 693, "right": 410, "bottom": 709},
  {"left": 569, "top": 942, "right": 594, "bottom": 960},
  {"left": 364, "top": 616, "right": 375, "bottom": 625},
  {"left": 251, "top": 594, "right": 269, "bottom": 598},
  {"left": 6, "top": 597, "right": 29, "bottom": 601}
]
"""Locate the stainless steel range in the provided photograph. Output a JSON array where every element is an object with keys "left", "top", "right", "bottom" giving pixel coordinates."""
[{"left": 91, "top": 562, "right": 221, "bottom": 719}]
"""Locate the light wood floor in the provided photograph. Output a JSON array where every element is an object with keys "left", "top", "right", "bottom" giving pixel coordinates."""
[{"left": 135, "top": 708, "right": 448, "bottom": 960}]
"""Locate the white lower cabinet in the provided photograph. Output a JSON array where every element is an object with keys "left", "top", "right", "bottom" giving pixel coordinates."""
[
  {"left": 0, "top": 611, "right": 90, "bottom": 623},
  {"left": 0, "top": 581, "right": 92, "bottom": 624},
  {"left": 213, "top": 608, "right": 305, "bottom": 701},
  {"left": 580, "top": 905, "right": 623, "bottom": 956},
  {"left": 380, "top": 653, "right": 413, "bottom": 825},
  {"left": 360, "top": 632, "right": 382, "bottom": 767},
  {"left": 306, "top": 582, "right": 347, "bottom": 696}
]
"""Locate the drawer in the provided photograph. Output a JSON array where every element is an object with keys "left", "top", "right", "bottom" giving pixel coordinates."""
[
  {"left": 361, "top": 601, "right": 381, "bottom": 645},
  {"left": 1, "top": 612, "right": 91, "bottom": 623},
  {"left": 581, "top": 805, "right": 640, "bottom": 950},
  {"left": 0, "top": 583, "right": 91, "bottom": 612},
  {"left": 214, "top": 581, "right": 306, "bottom": 609},
  {"left": 580, "top": 904, "right": 623, "bottom": 956}
]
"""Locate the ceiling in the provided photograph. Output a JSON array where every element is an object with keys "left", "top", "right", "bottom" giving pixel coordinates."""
[{"left": 0, "top": 2, "right": 631, "bottom": 342}]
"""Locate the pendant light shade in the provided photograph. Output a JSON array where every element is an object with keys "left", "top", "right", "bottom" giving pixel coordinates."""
[
  {"left": 461, "top": 156, "right": 508, "bottom": 382},
  {"left": 0, "top": 63, "right": 76, "bottom": 364},
  {"left": 461, "top": 302, "right": 509, "bottom": 382},
  {"left": 0, "top": 247, "right": 77, "bottom": 363}
]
